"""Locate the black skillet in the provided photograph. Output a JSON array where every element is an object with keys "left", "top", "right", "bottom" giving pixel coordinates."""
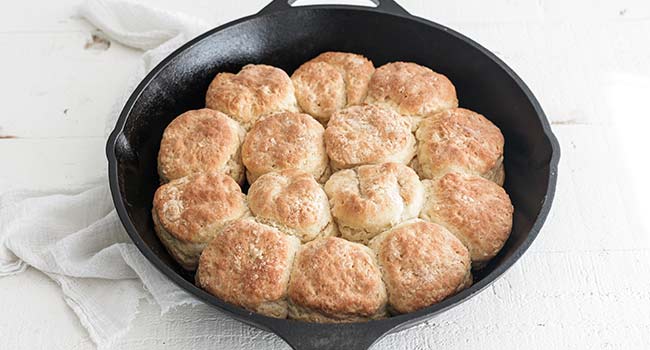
[{"left": 106, "top": 0, "right": 560, "bottom": 349}]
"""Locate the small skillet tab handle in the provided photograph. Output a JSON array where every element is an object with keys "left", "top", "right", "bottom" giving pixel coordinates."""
[
  {"left": 257, "top": 0, "right": 293, "bottom": 14},
  {"left": 268, "top": 321, "right": 394, "bottom": 350},
  {"left": 258, "top": 0, "right": 411, "bottom": 16},
  {"left": 373, "top": 0, "right": 411, "bottom": 16}
]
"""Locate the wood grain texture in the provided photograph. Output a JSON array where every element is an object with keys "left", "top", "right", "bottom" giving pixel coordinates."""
[{"left": 1, "top": 0, "right": 649, "bottom": 349}]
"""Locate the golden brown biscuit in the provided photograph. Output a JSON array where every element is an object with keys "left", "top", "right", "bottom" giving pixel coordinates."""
[
  {"left": 420, "top": 172, "right": 513, "bottom": 268},
  {"left": 287, "top": 237, "right": 387, "bottom": 322},
  {"left": 365, "top": 61, "right": 458, "bottom": 130},
  {"left": 369, "top": 219, "right": 472, "bottom": 314},
  {"left": 247, "top": 169, "right": 336, "bottom": 243},
  {"left": 324, "top": 105, "right": 415, "bottom": 171},
  {"left": 205, "top": 64, "right": 299, "bottom": 129},
  {"left": 152, "top": 172, "right": 249, "bottom": 270},
  {"left": 157, "top": 109, "right": 246, "bottom": 184},
  {"left": 292, "top": 52, "right": 374, "bottom": 123},
  {"left": 415, "top": 108, "right": 505, "bottom": 185},
  {"left": 324, "top": 163, "right": 424, "bottom": 243},
  {"left": 196, "top": 218, "right": 301, "bottom": 318},
  {"left": 242, "top": 112, "right": 329, "bottom": 183}
]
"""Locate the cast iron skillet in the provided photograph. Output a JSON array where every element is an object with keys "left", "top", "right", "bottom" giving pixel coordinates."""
[{"left": 106, "top": 0, "right": 560, "bottom": 349}]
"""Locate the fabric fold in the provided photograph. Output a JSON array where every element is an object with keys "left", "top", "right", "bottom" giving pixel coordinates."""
[{"left": 0, "top": 0, "right": 213, "bottom": 347}]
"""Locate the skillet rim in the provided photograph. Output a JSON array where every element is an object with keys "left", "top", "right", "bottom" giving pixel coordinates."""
[{"left": 106, "top": 3, "right": 561, "bottom": 345}]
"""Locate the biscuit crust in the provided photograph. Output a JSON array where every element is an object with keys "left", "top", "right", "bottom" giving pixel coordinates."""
[
  {"left": 287, "top": 237, "right": 387, "bottom": 322},
  {"left": 196, "top": 218, "right": 301, "bottom": 318},
  {"left": 242, "top": 112, "right": 329, "bottom": 183},
  {"left": 206, "top": 64, "right": 299, "bottom": 129},
  {"left": 369, "top": 219, "right": 472, "bottom": 314},
  {"left": 157, "top": 109, "right": 246, "bottom": 184},
  {"left": 324, "top": 163, "right": 424, "bottom": 243},
  {"left": 420, "top": 172, "right": 513, "bottom": 267},
  {"left": 325, "top": 105, "right": 415, "bottom": 171},
  {"left": 365, "top": 62, "right": 458, "bottom": 129},
  {"left": 152, "top": 172, "right": 249, "bottom": 270},
  {"left": 292, "top": 52, "right": 374, "bottom": 123},
  {"left": 248, "top": 169, "right": 336, "bottom": 242},
  {"left": 415, "top": 108, "right": 505, "bottom": 184}
]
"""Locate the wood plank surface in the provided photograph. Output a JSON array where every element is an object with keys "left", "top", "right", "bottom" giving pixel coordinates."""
[{"left": 1, "top": 0, "right": 649, "bottom": 349}]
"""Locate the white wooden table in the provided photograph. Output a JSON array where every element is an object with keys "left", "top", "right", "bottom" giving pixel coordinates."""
[{"left": 1, "top": 0, "right": 650, "bottom": 349}]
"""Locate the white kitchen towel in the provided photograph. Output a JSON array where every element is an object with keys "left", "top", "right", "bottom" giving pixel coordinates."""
[{"left": 0, "top": 0, "right": 215, "bottom": 347}]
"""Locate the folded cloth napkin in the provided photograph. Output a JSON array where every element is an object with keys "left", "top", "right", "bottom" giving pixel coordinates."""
[{"left": 0, "top": 0, "right": 221, "bottom": 347}]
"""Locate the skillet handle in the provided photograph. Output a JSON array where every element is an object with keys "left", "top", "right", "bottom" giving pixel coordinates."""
[
  {"left": 268, "top": 321, "right": 394, "bottom": 350},
  {"left": 373, "top": 0, "right": 411, "bottom": 16},
  {"left": 258, "top": 0, "right": 411, "bottom": 16}
]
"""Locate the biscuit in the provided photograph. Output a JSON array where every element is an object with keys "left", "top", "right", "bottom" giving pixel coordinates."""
[
  {"left": 247, "top": 169, "right": 336, "bottom": 242},
  {"left": 242, "top": 112, "right": 329, "bottom": 183},
  {"left": 415, "top": 108, "right": 505, "bottom": 185},
  {"left": 205, "top": 64, "right": 299, "bottom": 129},
  {"left": 292, "top": 52, "right": 374, "bottom": 123},
  {"left": 324, "top": 105, "right": 415, "bottom": 171},
  {"left": 420, "top": 172, "right": 513, "bottom": 268},
  {"left": 152, "top": 172, "right": 249, "bottom": 270},
  {"left": 196, "top": 218, "right": 301, "bottom": 318},
  {"left": 369, "top": 219, "right": 472, "bottom": 314},
  {"left": 324, "top": 163, "right": 424, "bottom": 243},
  {"left": 157, "top": 108, "right": 246, "bottom": 184},
  {"left": 287, "top": 237, "right": 387, "bottom": 322},
  {"left": 365, "top": 61, "right": 458, "bottom": 130}
]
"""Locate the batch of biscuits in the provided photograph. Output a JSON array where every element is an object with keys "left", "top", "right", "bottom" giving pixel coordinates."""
[{"left": 153, "top": 52, "right": 513, "bottom": 322}]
